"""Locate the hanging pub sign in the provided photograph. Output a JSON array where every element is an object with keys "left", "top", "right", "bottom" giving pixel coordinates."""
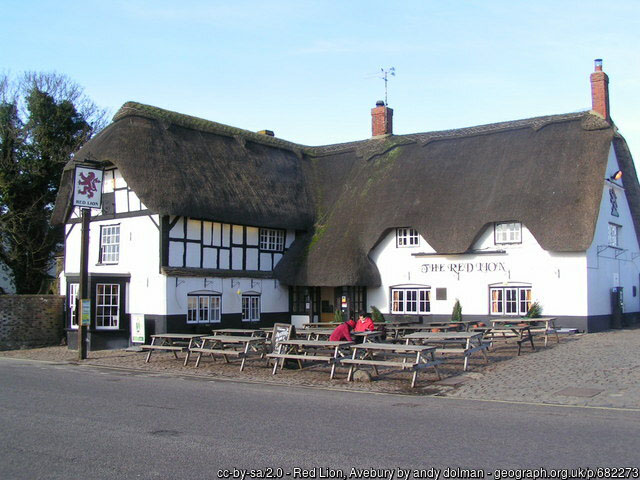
[{"left": 72, "top": 165, "right": 104, "bottom": 209}]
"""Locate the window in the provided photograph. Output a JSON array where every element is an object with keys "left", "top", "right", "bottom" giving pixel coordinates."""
[
  {"left": 259, "top": 228, "right": 285, "bottom": 252},
  {"left": 396, "top": 228, "right": 420, "bottom": 247},
  {"left": 100, "top": 224, "right": 120, "bottom": 264},
  {"left": 391, "top": 287, "right": 430, "bottom": 314},
  {"left": 290, "top": 287, "right": 310, "bottom": 315},
  {"left": 95, "top": 283, "right": 120, "bottom": 329},
  {"left": 242, "top": 295, "right": 260, "bottom": 322},
  {"left": 69, "top": 283, "right": 79, "bottom": 329},
  {"left": 490, "top": 286, "right": 531, "bottom": 316},
  {"left": 608, "top": 223, "right": 621, "bottom": 247},
  {"left": 495, "top": 222, "right": 521, "bottom": 244},
  {"left": 187, "top": 294, "right": 221, "bottom": 324}
]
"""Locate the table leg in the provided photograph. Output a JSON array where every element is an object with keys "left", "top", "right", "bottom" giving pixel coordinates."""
[
  {"left": 347, "top": 348, "right": 357, "bottom": 381},
  {"left": 411, "top": 351, "right": 420, "bottom": 388},
  {"left": 184, "top": 338, "right": 194, "bottom": 366},
  {"left": 330, "top": 346, "right": 338, "bottom": 380},
  {"left": 145, "top": 337, "right": 156, "bottom": 363},
  {"left": 463, "top": 338, "right": 470, "bottom": 371},
  {"left": 240, "top": 341, "right": 251, "bottom": 372}
]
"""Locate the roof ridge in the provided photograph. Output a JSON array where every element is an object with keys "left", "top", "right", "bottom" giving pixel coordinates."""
[{"left": 113, "top": 101, "right": 307, "bottom": 155}]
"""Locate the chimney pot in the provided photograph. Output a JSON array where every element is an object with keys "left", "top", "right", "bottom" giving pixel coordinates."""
[
  {"left": 594, "top": 58, "right": 603, "bottom": 71},
  {"left": 376, "top": 100, "right": 385, "bottom": 107},
  {"left": 257, "top": 130, "right": 274, "bottom": 136}
]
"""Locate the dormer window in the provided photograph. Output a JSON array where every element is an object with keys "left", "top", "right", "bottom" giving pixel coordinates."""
[
  {"left": 396, "top": 228, "right": 419, "bottom": 247},
  {"left": 494, "top": 222, "right": 521, "bottom": 245}
]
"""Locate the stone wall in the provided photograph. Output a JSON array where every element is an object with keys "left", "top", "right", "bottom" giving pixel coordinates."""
[{"left": 0, "top": 295, "right": 65, "bottom": 350}]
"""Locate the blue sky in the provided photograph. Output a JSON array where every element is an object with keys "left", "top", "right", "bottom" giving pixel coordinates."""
[{"left": 1, "top": 1, "right": 639, "bottom": 157}]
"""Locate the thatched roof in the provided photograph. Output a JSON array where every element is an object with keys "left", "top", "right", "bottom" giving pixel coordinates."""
[
  {"left": 53, "top": 103, "right": 634, "bottom": 287},
  {"left": 52, "top": 102, "right": 315, "bottom": 230}
]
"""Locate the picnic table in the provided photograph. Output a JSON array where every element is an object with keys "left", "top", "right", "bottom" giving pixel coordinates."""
[
  {"left": 472, "top": 324, "right": 535, "bottom": 356},
  {"left": 266, "top": 339, "right": 352, "bottom": 379},
  {"left": 297, "top": 328, "right": 334, "bottom": 340},
  {"left": 190, "top": 335, "right": 267, "bottom": 371},
  {"left": 403, "top": 331, "right": 489, "bottom": 371},
  {"left": 141, "top": 333, "right": 205, "bottom": 366},
  {"left": 211, "top": 328, "right": 265, "bottom": 337},
  {"left": 385, "top": 324, "right": 458, "bottom": 340},
  {"left": 352, "top": 330, "right": 385, "bottom": 343},
  {"left": 341, "top": 343, "right": 442, "bottom": 388},
  {"left": 490, "top": 317, "right": 559, "bottom": 347}
]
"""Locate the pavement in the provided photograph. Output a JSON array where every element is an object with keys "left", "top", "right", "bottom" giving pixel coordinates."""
[
  {"left": 2, "top": 326, "right": 639, "bottom": 410},
  {"left": 443, "top": 327, "right": 640, "bottom": 409}
]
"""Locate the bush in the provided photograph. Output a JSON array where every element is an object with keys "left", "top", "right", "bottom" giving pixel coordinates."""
[
  {"left": 334, "top": 310, "right": 345, "bottom": 323},
  {"left": 451, "top": 299, "right": 462, "bottom": 323},
  {"left": 370, "top": 305, "right": 385, "bottom": 323},
  {"left": 525, "top": 302, "right": 543, "bottom": 318}
]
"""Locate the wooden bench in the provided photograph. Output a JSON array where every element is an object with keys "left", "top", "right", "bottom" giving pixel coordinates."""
[
  {"left": 344, "top": 343, "right": 443, "bottom": 388},
  {"left": 192, "top": 335, "right": 267, "bottom": 371},
  {"left": 267, "top": 339, "right": 352, "bottom": 379},
  {"left": 140, "top": 345, "right": 185, "bottom": 362},
  {"left": 190, "top": 347, "right": 245, "bottom": 367}
]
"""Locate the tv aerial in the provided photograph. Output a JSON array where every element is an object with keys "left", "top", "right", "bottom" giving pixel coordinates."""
[{"left": 378, "top": 67, "right": 395, "bottom": 106}]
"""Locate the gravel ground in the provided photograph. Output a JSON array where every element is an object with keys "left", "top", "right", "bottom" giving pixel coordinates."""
[
  {"left": 0, "top": 338, "right": 525, "bottom": 395},
  {"left": 2, "top": 329, "right": 638, "bottom": 407}
]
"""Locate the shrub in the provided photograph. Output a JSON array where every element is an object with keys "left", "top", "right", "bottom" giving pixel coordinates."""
[
  {"left": 451, "top": 299, "right": 463, "bottom": 323},
  {"left": 525, "top": 302, "right": 543, "bottom": 318},
  {"left": 370, "top": 305, "right": 385, "bottom": 323}
]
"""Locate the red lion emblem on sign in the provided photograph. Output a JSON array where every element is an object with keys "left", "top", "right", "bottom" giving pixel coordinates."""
[{"left": 77, "top": 172, "right": 102, "bottom": 198}]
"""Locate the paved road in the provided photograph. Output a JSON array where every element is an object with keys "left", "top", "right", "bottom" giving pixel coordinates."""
[{"left": 1, "top": 357, "right": 638, "bottom": 480}]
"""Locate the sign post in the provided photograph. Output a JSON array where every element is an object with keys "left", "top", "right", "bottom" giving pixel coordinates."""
[{"left": 72, "top": 164, "right": 103, "bottom": 360}]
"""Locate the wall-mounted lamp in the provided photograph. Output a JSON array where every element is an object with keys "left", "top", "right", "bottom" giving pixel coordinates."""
[{"left": 609, "top": 170, "right": 623, "bottom": 181}]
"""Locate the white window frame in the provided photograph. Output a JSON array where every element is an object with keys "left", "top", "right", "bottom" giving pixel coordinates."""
[
  {"left": 187, "top": 294, "right": 221, "bottom": 324},
  {"left": 396, "top": 228, "right": 420, "bottom": 247},
  {"left": 95, "top": 283, "right": 120, "bottom": 329},
  {"left": 391, "top": 287, "right": 430, "bottom": 314},
  {"left": 495, "top": 222, "right": 522, "bottom": 245},
  {"left": 608, "top": 223, "right": 621, "bottom": 247},
  {"left": 259, "top": 228, "right": 285, "bottom": 252},
  {"left": 100, "top": 224, "right": 120, "bottom": 264},
  {"left": 490, "top": 286, "right": 531, "bottom": 316},
  {"left": 69, "top": 283, "right": 79, "bottom": 329},
  {"left": 242, "top": 295, "right": 260, "bottom": 322}
]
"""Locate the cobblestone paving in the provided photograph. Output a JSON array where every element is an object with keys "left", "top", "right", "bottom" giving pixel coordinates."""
[
  {"left": 444, "top": 328, "right": 640, "bottom": 409},
  {"left": 2, "top": 328, "right": 639, "bottom": 408}
]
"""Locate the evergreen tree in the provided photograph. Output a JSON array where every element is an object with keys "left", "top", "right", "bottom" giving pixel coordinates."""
[{"left": 0, "top": 73, "right": 107, "bottom": 293}]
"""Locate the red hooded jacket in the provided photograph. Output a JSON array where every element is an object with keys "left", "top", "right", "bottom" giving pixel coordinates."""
[
  {"left": 329, "top": 319, "right": 356, "bottom": 342},
  {"left": 354, "top": 315, "right": 375, "bottom": 332}
]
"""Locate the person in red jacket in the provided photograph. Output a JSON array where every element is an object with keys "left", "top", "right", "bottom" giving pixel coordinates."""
[
  {"left": 354, "top": 311, "right": 375, "bottom": 332},
  {"left": 329, "top": 318, "right": 356, "bottom": 342}
]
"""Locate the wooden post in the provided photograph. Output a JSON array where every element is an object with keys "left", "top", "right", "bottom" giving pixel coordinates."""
[{"left": 77, "top": 208, "right": 91, "bottom": 360}]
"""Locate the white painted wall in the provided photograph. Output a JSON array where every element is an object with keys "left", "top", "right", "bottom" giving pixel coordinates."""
[
  {"left": 63, "top": 214, "right": 166, "bottom": 315},
  {"left": 586, "top": 146, "right": 640, "bottom": 315},
  {"left": 165, "top": 276, "right": 289, "bottom": 316},
  {"left": 368, "top": 224, "right": 588, "bottom": 318}
]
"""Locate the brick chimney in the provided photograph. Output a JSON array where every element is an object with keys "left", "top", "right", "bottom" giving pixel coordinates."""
[
  {"left": 590, "top": 58, "right": 610, "bottom": 121},
  {"left": 371, "top": 100, "right": 393, "bottom": 137}
]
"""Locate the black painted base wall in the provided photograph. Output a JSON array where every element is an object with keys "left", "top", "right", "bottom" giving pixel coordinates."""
[
  {"left": 65, "top": 329, "right": 130, "bottom": 351},
  {"left": 385, "top": 313, "right": 640, "bottom": 333}
]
